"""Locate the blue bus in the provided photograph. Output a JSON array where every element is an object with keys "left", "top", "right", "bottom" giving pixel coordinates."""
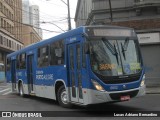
[
  {"left": 6, "top": 25, "right": 145, "bottom": 107},
  {"left": 0, "top": 63, "right": 5, "bottom": 82}
]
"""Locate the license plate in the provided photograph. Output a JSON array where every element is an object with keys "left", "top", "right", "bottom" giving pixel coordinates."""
[{"left": 120, "top": 95, "right": 130, "bottom": 101}]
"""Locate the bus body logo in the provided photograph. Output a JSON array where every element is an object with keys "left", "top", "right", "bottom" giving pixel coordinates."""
[{"left": 36, "top": 70, "right": 53, "bottom": 80}]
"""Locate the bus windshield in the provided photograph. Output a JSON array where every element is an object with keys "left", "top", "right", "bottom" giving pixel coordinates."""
[{"left": 89, "top": 38, "right": 142, "bottom": 76}]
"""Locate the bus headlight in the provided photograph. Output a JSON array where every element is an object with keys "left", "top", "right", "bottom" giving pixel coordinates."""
[
  {"left": 92, "top": 80, "right": 105, "bottom": 92},
  {"left": 140, "top": 74, "right": 145, "bottom": 87}
]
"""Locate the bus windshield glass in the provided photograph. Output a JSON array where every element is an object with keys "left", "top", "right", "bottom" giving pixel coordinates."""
[{"left": 89, "top": 38, "right": 142, "bottom": 76}]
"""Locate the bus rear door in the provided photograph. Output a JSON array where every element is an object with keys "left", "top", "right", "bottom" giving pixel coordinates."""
[
  {"left": 68, "top": 42, "right": 84, "bottom": 104},
  {"left": 11, "top": 60, "right": 16, "bottom": 91},
  {"left": 27, "top": 55, "right": 35, "bottom": 94}
]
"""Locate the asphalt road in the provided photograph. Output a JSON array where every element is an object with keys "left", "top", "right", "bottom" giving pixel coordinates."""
[
  {"left": 0, "top": 85, "right": 160, "bottom": 120},
  {"left": 0, "top": 93, "right": 160, "bottom": 111}
]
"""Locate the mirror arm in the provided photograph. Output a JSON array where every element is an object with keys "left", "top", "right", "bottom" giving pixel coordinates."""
[
  {"left": 82, "top": 33, "right": 90, "bottom": 54},
  {"left": 82, "top": 33, "right": 89, "bottom": 41}
]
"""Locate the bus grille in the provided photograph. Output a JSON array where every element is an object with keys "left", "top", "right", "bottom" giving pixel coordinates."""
[
  {"left": 96, "top": 73, "right": 141, "bottom": 84},
  {"left": 105, "top": 76, "right": 140, "bottom": 84},
  {"left": 109, "top": 90, "right": 139, "bottom": 101}
]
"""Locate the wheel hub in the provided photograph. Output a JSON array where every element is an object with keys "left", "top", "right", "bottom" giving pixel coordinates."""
[
  {"left": 61, "top": 90, "right": 68, "bottom": 104},
  {"left": 20, "top": 85, "right": 23, "bottom": 96}
]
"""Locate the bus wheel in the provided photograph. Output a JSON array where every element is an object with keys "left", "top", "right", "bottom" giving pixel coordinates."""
[
  {"left": 57, "top": 85, "right": 72, "bottom": 108},
  {"left": 19, "top": 83, "right": 24, "bottom": 97}
]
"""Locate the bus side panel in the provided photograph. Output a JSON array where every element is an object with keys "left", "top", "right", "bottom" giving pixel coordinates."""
[
  {"left": 32, "top": 44, "right": 68, "bottom": 100},
  {"left": 6, "top": 70, "right": 12, "bottom": 89},
  {"left": 6, "top": 69, "right": 11, "bottom": 83},
  {"left": 35, "top": 65, "right": 67, "bottom": 99},
  {"left": 16, "top": 69, "right": 28, "bottom": 93}
]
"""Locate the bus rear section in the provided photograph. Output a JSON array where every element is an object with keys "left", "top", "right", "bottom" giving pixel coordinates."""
[{"left": 81, "top": 26, "right": 145, "bottom": 105}]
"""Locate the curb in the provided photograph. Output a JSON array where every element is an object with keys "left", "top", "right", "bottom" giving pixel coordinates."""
[{"left": 146, "top": 92, "right": 160, "bottom": 94}]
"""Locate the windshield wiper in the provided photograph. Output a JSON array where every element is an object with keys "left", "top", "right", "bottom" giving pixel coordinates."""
[
  {"left": 121, "top": 37, "right": 129, "bottom": 60},
  {"left": 124, "top": 37, "right": 129, "bottom": 50},
  {"left": 102, "top": 37, "right": 119, "bottom": 65}
]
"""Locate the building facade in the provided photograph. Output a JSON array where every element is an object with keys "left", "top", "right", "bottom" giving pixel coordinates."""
[
  {"left": 22, "top": 25, "right": 41, "bottom": 46},
  {"left": 0, "top": 0, "right": 42, "bottom": 81},
  {"left": 0, "top": 0, "right": 24, "bottom": 76},
  {"left": 75, "top": 0, "right": 160, "bottom": 87},
  {"left": 22, "top": 0, "right": 42, "bottom": 46}
]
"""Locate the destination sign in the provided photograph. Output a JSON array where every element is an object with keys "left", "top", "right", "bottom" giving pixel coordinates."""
[{"left": 93, "top": 29, "right": 133, "bottom": 37}]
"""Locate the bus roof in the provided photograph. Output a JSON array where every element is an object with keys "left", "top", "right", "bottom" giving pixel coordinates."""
[
  {"left": 7, "top": 26, "right": 85, "bottom": 58},
  {"left": 7, "top": 25, "right": 133, "bottom": 58}
]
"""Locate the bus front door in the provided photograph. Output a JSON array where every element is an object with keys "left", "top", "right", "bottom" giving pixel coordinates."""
[
  {"left": 27, "top": 55, "right": 35, "bottom": 94},
  {"left": 11, "top": 60, "right": 16, "bottom": 91},
  {"left": 68, "top": 42, "right": 84, "bottom": 104}
]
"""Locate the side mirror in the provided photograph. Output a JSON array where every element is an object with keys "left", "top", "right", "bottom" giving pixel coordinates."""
[
  {"left": 84, "top": 42, "right": 89, "bottom": 54},
  {"left": 82, "top": 33, "right": 90, "bottom": 54}
]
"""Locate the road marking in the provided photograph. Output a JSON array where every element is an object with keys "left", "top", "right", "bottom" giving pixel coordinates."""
[
  {"left": 2, "top": 91, "right": 12, "bottom": 95},
  {"left": 0, "top": 88, "right": 11, "bottom": 93},
  {"left": 0, "top": 86, "right": 8, "bottom": 87}
]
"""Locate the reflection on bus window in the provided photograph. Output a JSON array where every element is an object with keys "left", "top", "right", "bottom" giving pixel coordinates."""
[
  {"left": 38, "top": 46, "right": 49, "bottom": 67},
  {"left": 50, "top": 40, "right": 64, "bottom": 65}
]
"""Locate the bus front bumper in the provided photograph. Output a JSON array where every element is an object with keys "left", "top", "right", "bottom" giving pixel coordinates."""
[{"left": 86, "top": 85, "right": 146, "bottom": 105}]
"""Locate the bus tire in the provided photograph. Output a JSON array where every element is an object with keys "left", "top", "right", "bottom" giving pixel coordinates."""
[
  {"left": 57, "top": 85, "right": 72, "bottom": 108},
  {"left": 19, "top": 83, "right": 24, "bottom": 97}
]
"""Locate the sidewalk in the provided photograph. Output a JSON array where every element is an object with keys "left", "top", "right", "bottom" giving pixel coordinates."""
[{"left": 146, "top": 86, "right": 160, "bottom": 94}]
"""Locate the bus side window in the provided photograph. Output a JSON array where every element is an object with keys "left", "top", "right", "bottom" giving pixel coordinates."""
[
  {"left": 50, "top": 40, "right": 64, "bottom": 65},
  {"left": 19, "top": 53, "right": 26, "bottom": 69},
  {"left": 7, "top": 58, "right": 11, "bottom": 71},
  {"left": 38, "top": 46, "right": 49, "bottom": 67}
]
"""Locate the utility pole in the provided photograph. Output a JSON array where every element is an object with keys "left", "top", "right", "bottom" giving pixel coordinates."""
[
  {"left": 46, "top": 0, "right": 72, "bottom": 31},
  {"left": 108, "top": 0, "right": 113, "bottom": 23},
  {"left": 67, "top": 0, "right": 71, "bottom": 30},
  {"left": 61, "top": 0, "right": 71, "bottom": 30}
]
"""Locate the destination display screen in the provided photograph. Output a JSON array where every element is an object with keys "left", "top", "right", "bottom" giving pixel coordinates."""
[{"left": 86, "top": 27, "right": 135, "bottom": 37}]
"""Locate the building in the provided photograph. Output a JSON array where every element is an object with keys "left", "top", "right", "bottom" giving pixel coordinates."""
[
  {"left": 0, "top": 0, "right": 24, "bottom": 74},
  {"left": 22, "top": 0, "right": 42, "bottom": 46},
  {"left": 30, "top": 5, "right": 42, "bottom": 38},
  {"left": 21, "top": 25, "right": 42, "bottom": 46},
  {"left": 75, "top": 0, "right": 160, "bottom": 87},
  {"left": 22, "top": 0, "right": 30, "bottom": 25},
  {"left": 30, "top": 5, "right": 39, "bottom": 28},
  {"left": 0, "top": 0, "right": 42, "bottom": 80}
]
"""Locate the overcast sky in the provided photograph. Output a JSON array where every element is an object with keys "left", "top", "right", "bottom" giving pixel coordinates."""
[{"left": 30, "top": 0, "right": 78, "bottom": 39}]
